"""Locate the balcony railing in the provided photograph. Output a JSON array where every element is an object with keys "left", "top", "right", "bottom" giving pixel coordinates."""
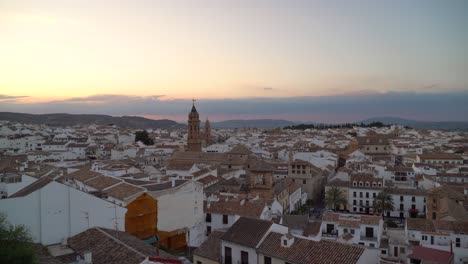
[
  {"left": 322, "top": 231, "right": 338, "bottom": 238},
  {"left": 360, "top": 236, "right": 378, "bottom": 242}
]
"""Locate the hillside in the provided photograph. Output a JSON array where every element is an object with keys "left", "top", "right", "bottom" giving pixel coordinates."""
[
  {"left": 0, "top": 112, "right": 183, "bottom": 129},
  {"left": 208, "top": 119, "right": 296, "bottom": 129},
  {"left": 360, "top": 117, "right": 468, "bottom": 130}
]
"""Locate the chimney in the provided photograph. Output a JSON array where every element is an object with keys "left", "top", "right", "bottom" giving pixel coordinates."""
[
  {"left": 84, "top": 251, "right": 92, "bottom": 264},
  {"left": 171, "top": 178, "right": 175, "bottom": 188},
  {"left": 281, "top": 234, "right": 294, "bottom": 248}
]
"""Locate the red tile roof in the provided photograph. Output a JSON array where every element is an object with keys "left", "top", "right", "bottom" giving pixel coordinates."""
[{"left": 408, "top": 246, "right": 453, "bottom": 264}]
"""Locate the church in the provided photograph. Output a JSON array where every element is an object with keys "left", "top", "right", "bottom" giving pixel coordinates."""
[{"left": 187, "top": 100, "right": 211, "bottom": 152}]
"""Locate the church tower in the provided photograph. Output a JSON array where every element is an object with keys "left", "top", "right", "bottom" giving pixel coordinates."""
[
  {"left": 187, "top": 100, "right": 202, "bottom": 152},
  {"left": 205, "top": 118, "right": 211, "bottom": 146}
]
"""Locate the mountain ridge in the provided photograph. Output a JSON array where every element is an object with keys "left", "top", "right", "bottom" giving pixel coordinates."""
[{"left": 0, "top": 112, "right": 183, "bottom": 129}]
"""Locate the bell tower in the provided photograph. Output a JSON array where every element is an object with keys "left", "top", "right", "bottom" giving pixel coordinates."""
[
  {"left": 205, "top": 118, "right": 211, "bottom": 146},
  {"left": 187, "top": 99, "right": 202, "bottom": 152}
]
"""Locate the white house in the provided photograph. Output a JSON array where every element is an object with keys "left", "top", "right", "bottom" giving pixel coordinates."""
[{"left": 0, "top": 178, "right": 127, "bottom": 245}]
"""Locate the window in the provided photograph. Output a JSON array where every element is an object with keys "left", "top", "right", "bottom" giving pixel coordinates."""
[
  {"left": 456, "top": 238, "right": 460, "bottom": 247},
  {"left": 223, "top": 215, "right": 228, "bottom": 224},
  {"left": 224, "top": 247, "right": 232, "bottom": 264},
  {"left": 303, "top": 179, "right": 306, "bottom": 184},
  {"left": 206, "top": 226, "right": 211, "bottom": 235},
  {"left": 381, "top": 250, "right": 387, "bottom": 255},
  {"left": 283, "top": 239, "right": 287, "bottom": 246},
  {"left": 360, "top": 192, "right": 363, "bottom": 198},
  {"left": 422, "top": 235, "right": 427, "bottom": 241},
  {"left": 400, "top": 196, "right": 404, "bottom": 202},
  {"left": 241, "top": 251, "right": 248, "bottom": 264},
  {"left": 350, "top": 229, "right": 355, "bottom": 234},
  {"left": 197, "top": 262, "right": 202, "bottom": 264},
  {"left": 373, "top": 193, "right": 376, "bottom": 198},
  {"left": 370, "top": 243, "right": 375, "bottom": 248},
  {"left": 359, "top": 182, "right": 363, "bottom": 187},
  {"left": 400, "top": 204, "right": 404, "bottom": 211},
  {"left": 366, "top": 192, "right": 369, "bottom": 198},
  {"left": 353, "top": 192, "right": 356, "bottom": 197},
  {"left": 378, "top": 183, "right": 382, "bottom": 187},
  {"left": 353, "top": 181, "right": 357, "bottom": 186},
  {"left": 365, "top": 182, "right": 370, "bottom": 187},
  {"left": 412, "top": 196, "right": 415, "bottom": 202},
  {"left": 365, "top": 227, "right": 374, "bottom": 238},
  {"left": 353, "top": 200, "right": 356, "bottom": 205},
  {"left": 264, "top": 256, "right": 272, "bottom": 264},
  {"left": 372, "top": 182, "right": 376, "bottom": 187},
  {"left": 344, "top": 228, "right": 348, "bottom": 233},
  {"left": 206, "top": 213, "right": 211, "bottom": 222}
]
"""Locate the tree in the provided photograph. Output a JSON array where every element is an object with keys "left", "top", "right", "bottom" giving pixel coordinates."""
[
  {"left": 373, "top": 190, "right": 395, "bottom": 219},
  {"left": 325, "top": 186, "right": 347, "bottom": 211},
  {"left": 0, "top": 212, "right": 35, "bottom": 264},
  {"left": 135, "top": 130, "right": 154, "bottom": 145}
]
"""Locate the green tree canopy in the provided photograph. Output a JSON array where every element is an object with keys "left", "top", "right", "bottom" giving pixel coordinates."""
[
  {"left": 325, "top": 186, "right": 347, "bottom": 211},
  {"left": 0, "top": 212, "right": 35, "bottom": 264},
  {"left": 135, "top": 130, "right": 154, "bottom": 146},
  {"left": 373, "top": 189, "right": 395, "bottom": 219}
]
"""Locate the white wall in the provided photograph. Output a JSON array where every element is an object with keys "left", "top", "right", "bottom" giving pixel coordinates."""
[
  {"left": 0, "top": 181, "right": 126, "bottom": 245},
  {"left": 221, "top": 241, "right": 257, "bottom": 264}
]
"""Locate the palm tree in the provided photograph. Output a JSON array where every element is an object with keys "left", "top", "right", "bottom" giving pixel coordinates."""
[
  {"left": 325, "top": 186, "right": 347, "bottom": 211},
  {"left": 373, "top": 189, "right": 394, "bottom": 219}
]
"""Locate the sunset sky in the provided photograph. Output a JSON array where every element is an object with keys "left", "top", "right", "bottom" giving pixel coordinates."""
[{"left": 1, "top": 0, "right": 467, "bottom": 122}]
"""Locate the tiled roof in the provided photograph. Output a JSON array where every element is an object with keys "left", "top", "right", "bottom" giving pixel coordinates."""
[
  {"left": 408, "top": 246, "right": 453, "bottom": 264},
  {"left": 407, "top": 218, "right": 468, "bottom": 234},
  {"left": 193, "top": 231, "right": 225, "bottom": 261},
  {"left": 419, "top": 153, "right": 463, "bottom": 160},
  {"left": 205, "top": 199, "right": 267, "bottom": 218},
  {"left": 258, "top": 232, "right": 365, "bottom": 264},
  {"left": 228, "top": 144, "right": 252, "bottom": 155},
  {"left": 104, "top": 182, "right": 145, "bottom": 201},
  {"left": 68, "top": 227, "right": 177, "bottom": 264},
  {"left": 221, "top": 217, "right": 273, "bottom": 248},
  {"left": 67, "top": 168, "right": 101, "bottom": 182},
  {"left": 85, "top": 175, "right": 121, "bottom": 191},
  {"left": 9, "top": 177, "right": 53, "bottom": 198},
  {"left": 303, "top": 221, "right": 322, "bottom": 237}
]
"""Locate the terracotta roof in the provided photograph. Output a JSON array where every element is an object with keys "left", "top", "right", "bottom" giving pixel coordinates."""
[
  {"left": 357, "top": 136, "right": 390, "bottom": 146},
  {"left": 221, "top": 217, "right": 273, "bottom": 248},
  {"left": 408, "top": 246, "right": 453, "bottom": 264},
  {"left": 192, "top": 231, "right": 225, "bottom": 261},
  {"left": 204, "top": 199, "right": 267, "bottom": 218},
  {"left": 68, "top": 227, "right": 177, "bottom": 264},
  {"left": 67, "top": 168, "right": 101, "bottom": 182},
  {"left": 85, "top": 175, "right": 121, "bottom": 191},
  {"left": 303, "top": 221, "right": 322, "bottom": 237},
  {"left": 228, "top": 144, "right": 252, "bottom": 155},
  {"left": 419, "top": 153, "right": 463, "bottom": 160},
  {"left": 407, "top": 218, "right": 468, "bottom": 234},
  {"left": 9, "top": 177, "right": 53, "bottom": 198},
  {"left": 104, "top": 182, "right": 145, "bottom": 202},
  {"left": 258, "top": 232, "right": 365, "bottom": 264}
]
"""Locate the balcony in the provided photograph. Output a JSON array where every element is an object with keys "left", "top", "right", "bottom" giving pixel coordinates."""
[
  {"left": 360, "top": 236, "right": 378, "bottom": 242},
  {"left": 322, "top": 231, "right": 338, "bottom": 238}
]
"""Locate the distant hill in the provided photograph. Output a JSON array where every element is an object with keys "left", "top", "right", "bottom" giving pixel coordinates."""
[
  {"left": 360, "top": 117, "right": 468, "bottom": 130},
  {"left": 208, "top": 119, "right": 296, "bottom": 129},
  {"left": 0, "top": 112, "right": 183, "bottom": 129}
]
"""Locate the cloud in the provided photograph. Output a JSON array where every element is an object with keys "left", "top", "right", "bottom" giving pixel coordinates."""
[
  {"left": 0, "top": 94, "right": 29, "bottom": 102},
  {"left": 52, "top": 94, "right": 165, "bottom": 104},
  {"left": 0, "top": 91, "right": 467, "bottom": 123}
]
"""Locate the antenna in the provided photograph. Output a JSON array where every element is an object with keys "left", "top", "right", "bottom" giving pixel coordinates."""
[{"left": 108, "top": 205, "right": 123, "bottom": 240}]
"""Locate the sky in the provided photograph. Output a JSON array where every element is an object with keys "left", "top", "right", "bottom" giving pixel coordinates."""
[{"left": 0, "top": 0, "right": 467, "bottom": 122}]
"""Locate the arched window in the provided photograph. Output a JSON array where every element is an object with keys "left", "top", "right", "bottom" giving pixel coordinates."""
[
  {"left": 359, "top": 182, "right": 363, "bottom": 187},
  {"left": 353, "top": 181, "right": 357, "bottom": 186},
  {"left": 372, "top": 182, "right": 377, "bottom": 187},
  {"left": 365, "top": 182, "right": 370, "bottom": 187}
]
